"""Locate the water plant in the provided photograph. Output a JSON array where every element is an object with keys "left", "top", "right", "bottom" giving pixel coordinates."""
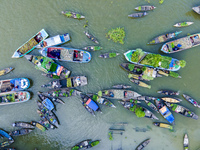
[
  {"left": 108, "top": 132, "right": 113, "bottom": 140},
  {"left": 106, "top": 27, "right": 125, "bottom": 44}
]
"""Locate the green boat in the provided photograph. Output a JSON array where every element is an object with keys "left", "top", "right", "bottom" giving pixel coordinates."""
[
  {"left": 82, "top": 46, "right": 102, "bottom": 51},
  {"left": 71, "top": 140, "right": 100, "bottom": 150}
]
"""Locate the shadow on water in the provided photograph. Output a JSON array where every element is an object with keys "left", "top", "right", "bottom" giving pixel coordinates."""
[{"left": 185, "top": 10, "right": 200, "bottom": 19}]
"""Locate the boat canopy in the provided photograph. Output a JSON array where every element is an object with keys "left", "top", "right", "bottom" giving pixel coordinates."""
[
  {"left": 86, "top": 98, "right": 98, "bottom": 111},
  {"left": 42, "top": 98, "right": 54, "bottom": 111}
]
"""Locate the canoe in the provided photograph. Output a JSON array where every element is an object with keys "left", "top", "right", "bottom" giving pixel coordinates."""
[
  {"left": 97, "top": 89, "right": 141, "bottom": 100},
  {"left": 182, "top": 94, "right": 200, "bottom": 108},
  {"left": 161, "top": 33, "right": 200, "bottom": 53},
  {"left": 0, "top": 140, "right": 14, "bottom": 148},
  {"left": 136, "top": 139, "right": 150, "bottom": 150},
  {"left": 119, "top": 100, "right": 158, "bottom": 120},
  {"left": 71, "top": 140, "right": 100, "bottom": 150},
  {"left": 0, "top": 67, "right": 14, "bottom": 77},
  {"left": 24, "top": 55, "right": 71, "bottom": 79},
  {"left": 174, "top": 22, "right": 193, "bottom": 27},
  {"left": 128, "top": 73, "right": 151, "bottom": 81},
  {"left": 0, "top": 130, "right": 13, "bottom": 141},
  {"left": 130, "top": 78, "right": 151, "bottom": 89},
  {"left": 9, "top": 129, "right": 33, "bottom": 136},
  {"left": 144, "top": 100, "right": 159, "bottom": 113},
  {"left": 153, "top": 122, "right": 173, "bottom": 130},
  {"left": 50, "top": 97, "right": 65, "bottom": 105},
  {"left": 112, "top": 84, "right": 131, "bottom": 89},
  {"left": 157, "top": 70, "right": 181, "bottom": 78},
  {"left": 41, "top": 76, "right": 87, "bottom": 89},
  {"left": 164, "top": 102, "right": 198, "bottom": 120},
  {"left": 124, "top": 49, "right": 183, "bottom": 71},
  {"left": 12, "top": 29, "right": 48, "bottom": 58},
  {"left": 183, "top": 134, "right": 189, "bottom": 150},
  {"left": 82, "top": 46, "right": 102, "bottom": 51},
  {"left": 30, "top": 121, "right": 46, "bottom": 132},
  {"left": 87, "top": 93, "right": 116, "bottom": 108},
  {"left": 84, "top": 31, "right": 99, "bottom": 44},
  {"left": 128, "top": 12, "right": 148, "bottom": 18},
  {"left": 157, "top": 90, "right": 179, "bottom": 96},
  {"left": 0, "top": 78, "right": 30, "bottom": 93},
  {"left": 39, "top": 47, "right": 91, "bottom": 63},
  {"left": 136, "top": 96, "right": 157, "bottom": 101},
  {"left": 155, "top": 99, "right": 175, "bottom": 124},
  {"left": 192, "top": 6, "right": 200, "bottom": 14},
  {"left": 42, "top": 88, "right": 82, "bottom": 98},
  {"left": 99, "top": 53, "right": 120, "bottom": 58},
  {"left": 0, "top": 91, "right": 30, "bottom": 105},
  {"left": 36, "top": 33, "right": 70, "bottom": 48},
  {"left": 12, "top": 122, "right": 34, "bottom": 129},
  {"left": 148, "top": 31, "right": 182, "bottom": 44},
  {"left": 135, "top": 5, "right": 156, "bottom": 11},
  {"left": 61, "top": 11, "right": 85, "bottom": 19},
  {"left": 161, "top": 97, "right": 182, "bottom": 103}
]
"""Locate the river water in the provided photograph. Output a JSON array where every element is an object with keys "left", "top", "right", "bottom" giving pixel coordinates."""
[{"left": 1, "top": 0, "right": 200, "bottom": 149}]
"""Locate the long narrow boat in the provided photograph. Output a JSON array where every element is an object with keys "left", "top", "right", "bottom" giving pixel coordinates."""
[
  {"left": 128, "top": 12, "right": 148, "bottom": 18},
  {"left": 161, "top": 33, "right": 200, "bottom": 53},
  {"left": 71, "top": 140, "right": 100, "bottom": 150},
  {"left": 82, "top": 46, "right": 102, "bottom": 51},
  {"left": 136, "top": 96, "right": 157, "bottom": 101},
  {"left": 148, "top": 31, "right": 182, "bottom": 44},
  {"left": 112, "top": 84, "right": 131, "bottom": 89},
  {"left": 12, "top": 29, "right": 48, "bottom": 58},
  {"left": 155, "top": 99, "right": 175, "bottom": 124},
  {"left": 30, "top": 121, "right": 46, "bottom": 132},
  {"left": 0, "top": 67, "right": 14, "bottom": 77},
  {"left": 161, "top": 97, "right": 182, "bottom": 103},
  {"left": 128, "top": 73, "right": 150, "bottom": 81},
  {"left": 0, "top": 78, "right": 30, "bottom": 93},
  {"left": 61, "top": 11, "right": 85, "bottom": 19},
  {"left": 124, "top": 49, "right": 184, "bottom": 71},
  {"left": 136, "top": 139, "right": 150, "bottom": 150},
  {"left": 157, "top": 90, "right": 179, "bottom": 96},
  {"left": 37, "top": 119, "right": 55, "bottom": 129},
  {"left": 97, "top": 89, "right": 141, "bottom": 100},
  {"left": 36, "top": 33, "right": 70, "bottom": 48},
  {"left": 39, "top": 47, "right": 91, "bottom": 63},
  {"left": 183, "top": 134, "right": 189, "bottom": 150},
  {"left": 174, "top": 22, "right": 193, "bottom": 27},
  {"left": 144, "top": 100, "right": 159, "bottom": 113},
  {"left": 0, "top": 91, "right": 30, "bottom": 105},
  {"left": 12, "top": 122, "right": 35, "bottom": 129},
  {"left": 0, "top": 130, "right": 13, "bottom": 141},
  {"left": 37, "top": 93, "right": 55, "bottom": 111},
  {"left": 9, "top": 129, "right": 33, "bottom": 136},
  {"left": 164, "top": 102, "right": 198, "bottom": 120},
  {"left": 153, "top": 122, "right": 173, "bottom": 130},
  {"left": 84, "top": 31, "right": 99, "bottom": 44},
  {"left": 24, "top": 55, "right": 71, "bottom": 79},
  {"left": 192, "top": 6, "right": 200, "bottom": 14},
  {"left": 87, "top": 93, "right": 116, "bottom": 108},
  {"left": 130, "top": 78, "right": 151, "bottom": 89},
  {"left": 135, "top": 5, "right": 156, "bottom": 11},
  {"left": 41, "top": 76, "right": 87, "bottom": 89},
  {"left": 182, "top": 94, "right": 200, "bottom": 108},
  {"left": 0, "top": 140, "right": 14, "bottom": 148},
  {"left": 99, "top": 53, "right": 120, "bottom": 58},
  {"left": 80, "top": 100, "right": 95, "bottom": 117},
  {"left": 157, "top": 69, "right": 181, "bottom": 78}
]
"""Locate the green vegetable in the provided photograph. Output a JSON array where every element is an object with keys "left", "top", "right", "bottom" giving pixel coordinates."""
[
  {"left": 106, "top": 27, "right": 125, "bottom": 44},
  {"left": 169, "top": 71, "right": 180, "bottom": 78},
  {"left": 65, "top": 12, "right": 72, "bottom": 17},
  {"left": 91, "top": 141, "right": 100, "bottom": 147},
  {"left": 71, "top": 146, "right": 79, "bottom": 150},
  {"left": 98, "top": 91, "right": 102, "bottom": 97},
  {"left": 159, "top": 0, "right": 164, "bottom": 4},
  {"left": 76, "top": 14, "right": 81, "bottom": 18},
  {"left": 178, "top": 60, "right": 186, "bottom": 68},
  {"left": 92, "top": 95, "right": 98, "bottom": 101},
  {"left": 135, "top": 107, "right": 145, "bottom": 117},
  {"left": 128, "top": 64, "right": 135, "bottom": 71},
  {"left": 142, "top": 66, "right": 147, "bottom": 71},
  {"left": 108, "top": 132, "right": 113, "bottom": 140},
  {"left": 109, "top": 53, "right": 117, "bottom": 58},
  {"left": 136, "top": 68, "right": 141, "bottom": 72},
  {"left": 130, "top": 105, "right": 137, "bottom": 112},
  {"left": 172, "top": 104, "right": 177, "bottom": 111}
]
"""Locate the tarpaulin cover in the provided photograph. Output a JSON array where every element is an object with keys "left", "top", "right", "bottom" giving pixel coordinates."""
[{"left": 86, "top": 98, "right": 98, "bottom": 111}]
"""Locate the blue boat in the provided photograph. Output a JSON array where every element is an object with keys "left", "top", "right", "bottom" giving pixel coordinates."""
[
  {"left": 0, "top": 78, "right": 30, "bottom": 93},
  {"left": 0, "top": 129, "right": 13, "bottom": 140},
  {"left": 36, "top": 33, "right": 70, "bottom": 49},
  {"left": 39, "top": 47, "right": 91, "bottom": 63},
  {"left": 37, "top": 92, "right": 54, "bottom": 111}
]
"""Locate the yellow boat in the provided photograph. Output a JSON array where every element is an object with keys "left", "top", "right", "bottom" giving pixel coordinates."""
[
  {"left": 161, "top": 97, "right": 182, "bottom": 103},
  {"left": 130, "top": 78, "right": 151, "bottom": 89},
  {"left": 153, "top": 122, "right": 173, "bottom": 130}
]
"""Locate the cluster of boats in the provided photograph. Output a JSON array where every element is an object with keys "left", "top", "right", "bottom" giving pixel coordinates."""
[{"left": 128, "top": 5, "right": 156, "bottom": 18}]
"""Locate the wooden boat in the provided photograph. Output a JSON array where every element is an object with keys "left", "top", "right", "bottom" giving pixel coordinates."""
[
  {"left": 153, "top": 122, "right": 173, "bottom": 130},
  {"left": 157, "top": 69, "right": 181, "bottom": 78},
  {"left": 12, "top": 122, "right": 34, "bottom": 128},
  {"left": 42, "top": 88, "right": 82, "bottom": 98},
  {"left": 112, "top": 84, "right": 131, "bottom": 89},
  {"left": 164, "top": 102, "right": 198, "bottom": 120},
  {"left": 147, "top": 31, "right": 182, "bottom": 44},
  {"left": 136, "top": 96, "right": 157, "bottom": 101},
  {"left": 0, "top": 129, "right": 13, "bottom": 141},
  {"left": 37, "top": 99, "right": 55, "bottom": 112},
  {"left": 80, "top": 100, "right": 95, "bottom": 117},
  {"left": 183, "top": 134, "right": 189, "bottom": 150},
  {"left": 161, "top": 97, "right": 182, "bottom": 103},
  {"left": 0, "top": 78, "right": 30, "bottom": 93},
  {"left": 9, "top": 129, "right": 33, "bottom": 136},
  {"left": 161, "top": 33, "right": 200, "bottom": 53},
  {"left": 136, "top": 139, "right": 150, "bottom": 150},
  {"left": 51, "top": 97, "right": 65, "bottom": 105},
  {"left": 192, "top": 6, "right": 200, "bottom": 14},
  {"left": 135, "top": 5, "right": 156, "bottom": 11},
  {"left": 155, "top": 99, "right": 175, "bottom": 124},
  {"left": 99, "top": 53, "right": 120, "bottom": 58},
  {"left": 0, "top": 67, "right": 14, "bottom": 77},
  {"left": 84, "top": 31, "right": 99, "bottom": 44},
  {"left": 0, "top": 91, "right": 30, "bottom": 105},
  {"left": 130, "top": 78, "right": 151, "bottom": 89},
  {"left": 174, "top": 22, "right": 193, "bottom": 27},
  {"left": 82, "top": 46, "right": 102, "bottom": 51},
  {"left": 124, "top": 49, "right": 183, "bottom": 71},
  {"left": 128, "top": 12, "right": 148, "bottom": 18},
  {"left": 128, "top": 73, "right": 151, "bottom": 81},
  {"left": 41, "top": 76, "right": 87, "bottom": 89},
  {"left": 119, "top": 100, "right": 158, "bottom": 120},
  {"left": 71, "top": 140, "right": 100, "bottom": 150},
  {"left": 157, "top": 90, "right": 179, "bottom": 96},
  {"left": 0, "top": 140, "right": 14, "bottom": 148},
  {"left": 182, "top": 94, "right": 200, "bottom": 108},
  {"left": 39, "top": 47, "right": 91, "bottom": 63},
  {"left": 144, "top": 100, "right": 159, "bottom": 113},
  {"left": 87, "top": 93, "right": 116, "bottom": 108},
  {"left": 61, "top": 11, "right": 85, "bottom": 19},
  {"left": 12, "top": 29, "right": 48, "bottom": 58},
  {"left": 97, "top": 89, "right": 141, "bottom": 100},
  {"left": 36, "top": 33, "right": 70, "bottom": 48},
  {"left": 30, "top": 121, "right": 46, "bottom": 132},
  {"left": 24, "top": 55, "right": 71, "bottom": 79}
]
